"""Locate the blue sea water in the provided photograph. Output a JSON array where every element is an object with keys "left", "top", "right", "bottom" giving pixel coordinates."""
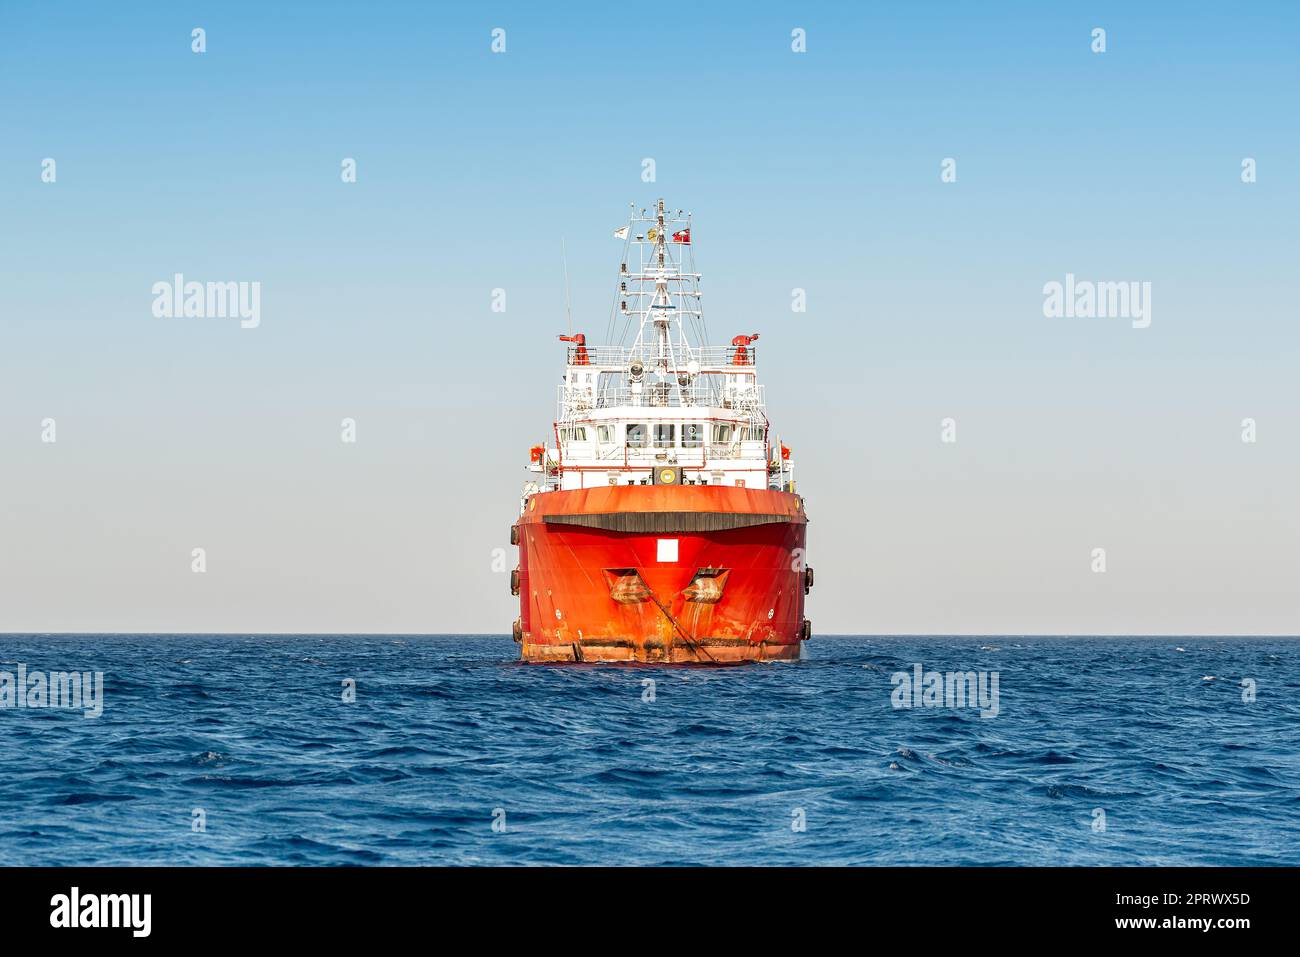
[{"left": 0, "top": 635, "right": 1297, "bottom": 866}]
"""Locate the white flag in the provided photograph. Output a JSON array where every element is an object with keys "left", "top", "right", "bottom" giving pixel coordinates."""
[{"left": 613, "top": 226, "right": 629, "bottom": 239}]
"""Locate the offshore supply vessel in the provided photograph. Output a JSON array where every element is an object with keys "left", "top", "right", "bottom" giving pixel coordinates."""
[{"left": 510, "top": 200, "right": 812, "bottom": 663}]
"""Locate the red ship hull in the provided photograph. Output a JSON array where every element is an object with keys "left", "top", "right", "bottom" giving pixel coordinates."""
[{"left": 512, "top": 485, "right": 811, "bottom": 663}]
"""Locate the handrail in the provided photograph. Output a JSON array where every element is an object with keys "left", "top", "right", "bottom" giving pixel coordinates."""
[
  {"left": 560, "top": 382, "right": 766, "bottom": 412},
  {"left": 565, "top": 345, "right": 757, "bottom": 368}
]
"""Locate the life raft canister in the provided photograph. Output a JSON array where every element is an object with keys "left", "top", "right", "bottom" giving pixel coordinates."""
[{"left": 731, "top": 333, "right": 759, "bottom": 365}]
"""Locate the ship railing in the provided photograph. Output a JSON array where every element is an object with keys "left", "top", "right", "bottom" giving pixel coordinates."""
[
  {"left": 556, "top": 442, "right": 768, "bottom": 469},
  {"left": 566, "top": 345, "right": 758, "bottom": 369},
  {"left": 538, "top": 437, "right": 774, "bottom": 490},
  {"left": 584, "top": 383, "right": 766, "bottom": 411},
  {"left": 605, "top": 443, "right": 754, "bottom": 463}
]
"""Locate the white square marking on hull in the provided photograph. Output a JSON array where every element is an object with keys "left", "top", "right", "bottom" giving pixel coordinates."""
[{"left": 656, "top": 539, "right": 678, "bottom": 563}]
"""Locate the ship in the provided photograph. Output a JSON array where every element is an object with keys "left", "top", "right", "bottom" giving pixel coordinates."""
[{"left": 510, "top": 200, "right": 812, "bottom": 663}]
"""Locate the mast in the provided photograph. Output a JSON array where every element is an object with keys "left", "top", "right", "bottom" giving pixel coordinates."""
[{"left": 610, "top": 198, "right": 708, "bottom": 407}]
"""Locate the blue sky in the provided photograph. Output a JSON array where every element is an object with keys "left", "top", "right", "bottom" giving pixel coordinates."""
[{"left": 1, "top": 2, "right": 1297, "bottom": 633}]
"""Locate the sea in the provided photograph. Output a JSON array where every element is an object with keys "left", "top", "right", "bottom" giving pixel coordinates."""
[{"left": 1, "top": 635, "right": 1296, "bottom": 866}]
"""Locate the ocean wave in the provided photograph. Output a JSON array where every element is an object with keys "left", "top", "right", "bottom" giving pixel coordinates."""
[{"left": 0, "top": 633, "right": 1296, "bottom": 865}]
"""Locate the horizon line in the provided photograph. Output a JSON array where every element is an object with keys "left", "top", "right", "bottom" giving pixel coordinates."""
[{"left": 2, "top": 632, "right": 1298, "bottom": 640}]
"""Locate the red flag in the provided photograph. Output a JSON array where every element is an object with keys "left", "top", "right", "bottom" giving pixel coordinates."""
[{"left": 671, "top": 228, "right": 690, "bottom": 244}]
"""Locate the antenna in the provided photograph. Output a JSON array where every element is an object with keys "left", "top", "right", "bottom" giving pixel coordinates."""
[{"left": 561, "top": 238, "right": 573, "bottom": 336}]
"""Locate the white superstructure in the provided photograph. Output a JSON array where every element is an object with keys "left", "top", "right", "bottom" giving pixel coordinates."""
[{"left": 525, "top": 200, "right": 795, "bottom": 497}]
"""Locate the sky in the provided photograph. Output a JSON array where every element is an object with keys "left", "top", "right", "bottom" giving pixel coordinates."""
[{"left": 1, "top": 1, "right": 1297, "bottom": 635}]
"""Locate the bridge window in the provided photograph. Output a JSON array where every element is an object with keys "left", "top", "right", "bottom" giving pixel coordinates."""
[
  {"left": 654, "top": 424, "right": 676, "bottom": 448},
  {"left": 681, "top": 423, "right": 704, "bottom": 448},
  {"left": 712, "top": 423, "right": 734, "bottom": 444},
  {"left": 626, "top": 423, "right": 647, "bottom": 447},
  {"left": 597, "top": 425, "right": 614, "bottom": 444}
]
